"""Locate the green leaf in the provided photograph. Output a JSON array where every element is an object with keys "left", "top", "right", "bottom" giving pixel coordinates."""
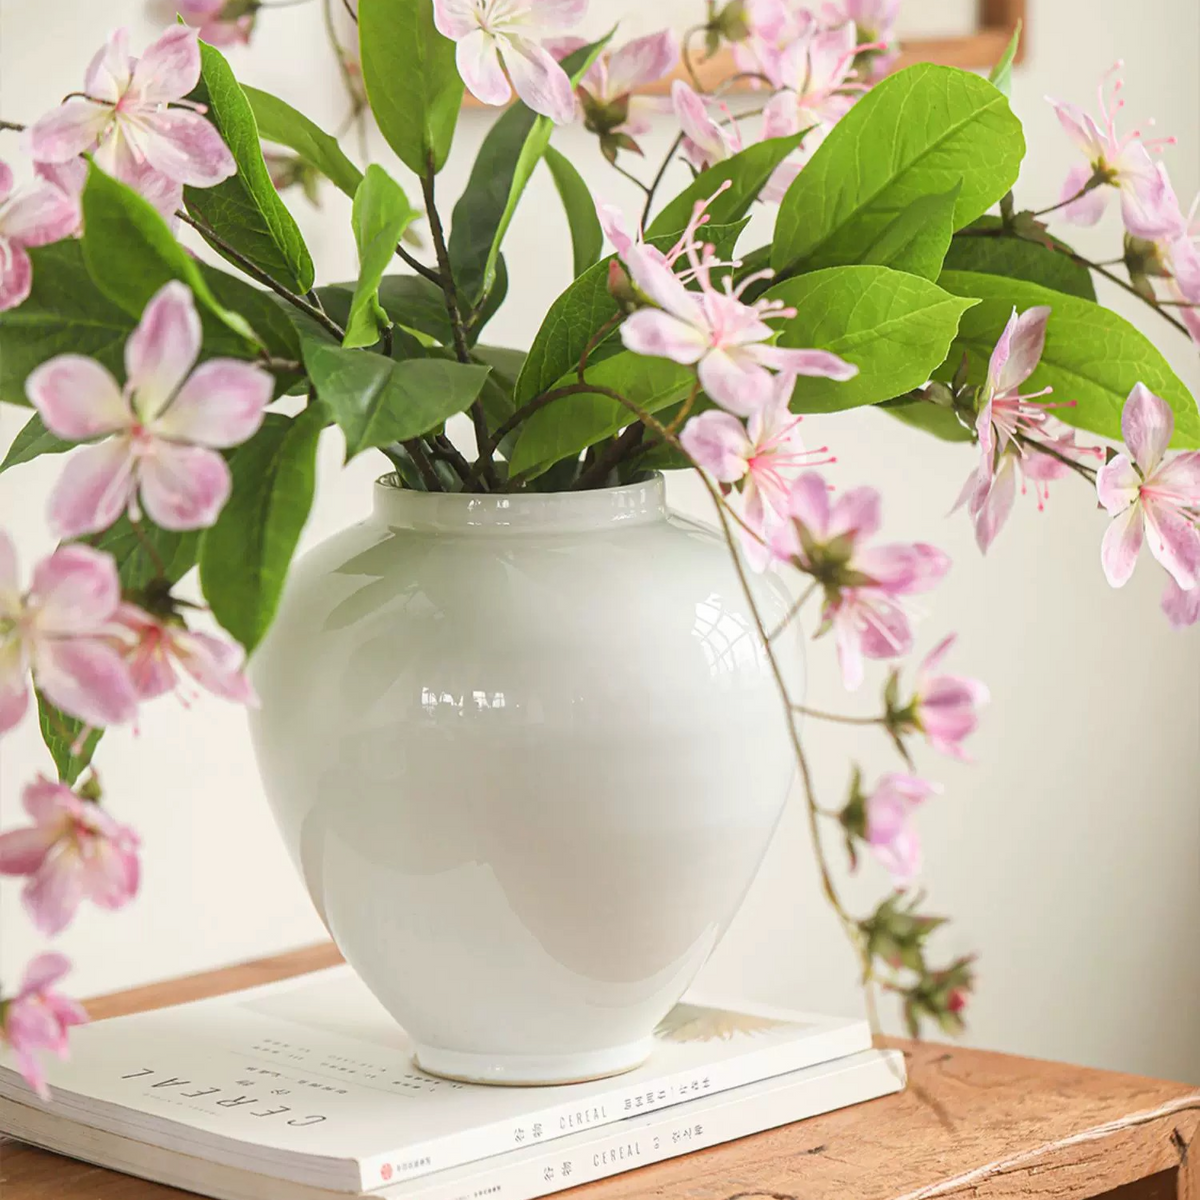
[
  {"left": 879, "top": 397, "right": 975, "bottom": 443},
  {"left": 0, "top": 413, "right": 74, "bottom": 472},
  {"left": 302, "top": 339, "right": 490, "bottom": 459},
  {"left": 344, "top": 166, "right": 418, "bottom": 349},
  {"left": 943, "top": 219, "right": 1096, "bottom": 300},
  {"left": 509, "top": 353, "right": 694, "bottom": 479},
  {"left": 937, "top": 269, "right": 1200, "bottom": 447},
  {"left": 0, "top": 242, "right": 132, "bottom": 407},
  {"left": 91, "top": 517, "right": 200, "bottom": 591},
  {"left": 197, "top": 263, "right": 304, "bottom": 375},
  {"left": 861, "top": 182, "right": 961, "bottom": 281},
  {"left": 988, "top": 20, "right": 1022, "bottom": 98},
  {"left": 543, "top": 146, "right": 604, "bottom": 278},
  {"left": 81, "top": 164, "right": 255, "bottom": 346},
  {"left": 199, "top": 408, "right": 325, "bottom": 652},
  {"left": 647, "top": 132, "right": 805, "bottom": 238},
  {"left": 768, "top": 265, "right": 978, "bottom": 413},
  {"left": 358, "top": 0, "right": 463, "bottom": 177},
  {"left": 37, "top": 693, "right": 103, "bottom": 786},
  {"left": 184, "top": 41, "right": 314, "bottom": 294},
  {"left": 773, "top": 64, "right": 1024, "bottom": 274},
  {"left": 513, "top": 221, "right": 748, "bottom": 409},
  {"left": 377, "top": 275, "right": 455, "bottom": 344},
  {"left": 449, "top": 36, "right": 612, "bottom": 304},
  {"left": 243, "top": 84, "right": 364, "bottom": 200}
]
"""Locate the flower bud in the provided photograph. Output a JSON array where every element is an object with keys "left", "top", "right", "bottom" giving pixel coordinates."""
[
  {"left": 607, "top": 259, "right": 641, "bottom": 314},
  {"left": 712, "top": 0, "right": 751, "bottom": 42}
]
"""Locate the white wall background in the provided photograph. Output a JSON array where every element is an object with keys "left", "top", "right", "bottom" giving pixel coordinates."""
[{"left": 1, "top": 0, "right": 1198, "bottom": 1082}]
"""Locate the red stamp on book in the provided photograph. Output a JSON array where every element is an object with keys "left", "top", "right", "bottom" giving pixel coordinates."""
[{"left": 381, "top": 1164, "right": 393, "bottom": 1181}]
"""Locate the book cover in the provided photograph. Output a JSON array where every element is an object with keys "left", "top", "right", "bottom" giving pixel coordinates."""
[
  {"left": 0, "top": 965, "right": 871, "bottom": 1192},
  {"left": 0, "top": 1048, "right": 905, "bottom": 1200}
]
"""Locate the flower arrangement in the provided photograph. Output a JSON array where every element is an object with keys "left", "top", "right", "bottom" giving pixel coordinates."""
[{"left": 1, "top": 0, "right": 1198, "bottom": 1097}]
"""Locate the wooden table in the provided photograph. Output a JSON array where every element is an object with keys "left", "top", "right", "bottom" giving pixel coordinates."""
[{"left": 1, "top": 944, "right": 1197, "bottom": 1200}]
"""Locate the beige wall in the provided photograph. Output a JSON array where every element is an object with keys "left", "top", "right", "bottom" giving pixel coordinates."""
[{"left": 1, "top": 0, "right": 1198, "bottom": 1080}]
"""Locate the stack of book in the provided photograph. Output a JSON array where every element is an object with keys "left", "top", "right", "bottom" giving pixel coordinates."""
[{"left": 0, "top": 965, "right": 903, "bottom": 1199}]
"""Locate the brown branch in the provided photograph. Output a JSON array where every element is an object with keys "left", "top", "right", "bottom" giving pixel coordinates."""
[
  {"left": 573, "top": 423, "right": 644, "bottom": 489},
  {"left": 394, "top": 242, "right": 442, "bottom": 286},
  {"left": 401, "top": 439, "right": 444, "bottom": 492}
]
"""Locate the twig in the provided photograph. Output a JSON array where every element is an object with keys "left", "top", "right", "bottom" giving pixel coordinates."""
[
  {"left": 340, "top": 0, "right": 357, "bottom": 19},
  {"left": 176, "top": 210, "right": 346, "bottom": 342},
  {"left": 0, "top": 119, "right": 26, "bottom": 132},
  {"left": 767, "top": 579, "right": 816, "bottom": 642},
  {"left": 573, "top": 423, "right": 644, "bottom": 489},
  {"left": 395, "top": 243, "right": 442, "bottom": 286},
  {"left": 793, "top": 705, "right": 883, "bottom": 727},
  {"left": 578, "top": 314, "right": 622, "bottom": 382},
  {"left": 1015, "top": 434, "right": 1099, "bottom": 485},
  {"left": 611, "top": 159, "right": 652, "bottom": 197},
  {"left": 681, "top": 26, "right": 707, "bottom": 91},
  {"left": 402, "top": 439, "right": 444, "bottom": 492},
  {"left": 127, "top": 519, "right": 167, "bottom": 578},
  {"left": 420, "top": 164, "right": 500, "bottom": 491},
  {"left": 1030, "top": 176, "right": 1100, "bottom": 219},
  {"left": 260, "top": 356, "right": 304, "bottom": 373},
  {"left": 641, "top": 132, "right": 685, "bottom": 228},
  {"left": 428, "top": 434, "right": 474, "bottom": 486}
]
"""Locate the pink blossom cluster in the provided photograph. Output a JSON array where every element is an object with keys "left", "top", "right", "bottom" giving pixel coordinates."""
[
  {"left": 0, "top": 277, "right": 266, "bottom": 1095},
  {"left": 176, "top": 0, "right": 257, "bottom": 49}
]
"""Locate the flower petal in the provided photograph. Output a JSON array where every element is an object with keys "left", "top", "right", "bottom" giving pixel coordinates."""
[
  {"left": 1046, "top": 97, "right": 1106, "bottom": 158},
  {"left": 0, "top": 181, "right": 80, "bottom": 248},
  {"left": 526, "top": 0, "right": 589, "bottom": 30},
  {"left": 785, "top": 471, "right": 832, "bottom": 538},
  {"left": 0, "top": 639, "right": 30, "bottom": 735},
  {"left": 153, "top": 359, "right": 271, "bottom": 448},
  {"left": 501, "top": 36, "right": 577, "bottom": 124},
  {"left": 1095, "top": 452, "right": 1140, "bottom": 515},
  {"left": 47, "top": 439, "right": 136, "bottom": 540},
  {"left": 699, "top": 349, "right": 776, "bottom": 416},
  {"left": 973, "top": 453, "right": 1017, "bottom": 553},
  {"left": 0, "top": 827, "right": 54, "bottom": 876},
  {"left": 1142, "top": 500, "right": 1200, "bottom": 590},
  {"left": 175, "top": 631, "right": 258, "bottom": 705},
  {"left": 0, "top": 239, "right": 32, "bottom": 312},
  {"left": 1058, "top": 163, "right": 1108, "bottom": 226},
  {"left": 432, "top": 0, "right": 478, "bottom": 39},
  {"left": 995, "top": 305, "right": 1051, "bottom": 395},
  {"left": 84, "top": 28, "right": 132, "bottom": 103},
  {"left": 36, "top": 638, "right": 137, "bottom": 729},
  {"left": 23, "top": 855, "right": 86, "bottom": 936},
  {"left": 137, "top": 442, "right": 232, "bottom": 531},
  {"left": 24, "top": 100, "right": 111, "bottom": 164},
  {"left": 831, "top": 604, "right": 866, "bottom": 691},
  {"left": 26, "top": 356, "right": 130, "bottom": 440},
  {"left": 121, "top": 161, "right": 185, "bottom": 225},
  {"left": 679, "top": 410, "right": 751, "bottom": 482},
  {"left": 80, "top": 834, "right": 140, "bottom": 911},
  {"left": 136, "top": 109, "right": 236, "bottom": 189},
  {"left": 1100, "top": 501, "right": 1144, "bottom": 588},
  {"left": 829, "top": 485, "right": 881, "bottom": 542},
  {"left": 672, "top": 80, "right": 729, "bottom": 164},
  {"left": 752, "top": 345, "right": 858, "bottom": 381},
  {"left": 1120, "top": 382, "right": 1173, "bottom": 477},
  {"left": 604, "top": 30, "right": 679, "bottom": 94},
  {"left": 620, "top": 308, "right": 707, "bottom": 365},
  {"left": 1117, "top": 150, "right": 1185, "bottom": 239},
  {"left": 126, "top": 282, "right": 202, "bottom": 421},
  {"left": 1161, "top": 577, "right": 1200, "bottom": 630},
  {"left": 455, "top": 30, "right": 512, "bottom": 106},
  {"left": 129, "top": 26, "right": 202, "bottom": 104},
  {"left": 30, "top": 545, "right": 122, "bottom": 634}
]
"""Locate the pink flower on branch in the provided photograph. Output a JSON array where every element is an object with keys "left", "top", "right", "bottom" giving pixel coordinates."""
[
  {"left": 433, "top": 0, "right": 586, "bottom": 124},
  {"left": 113, "top": 603, "right": 258, "bottom": 707},
  {"left": 0, "top": 776, "right": 140, "bottom": 936},
  {"left": 1096, "top": 383, "right": 1200, "bottom": 591},
  {"left": 25, "top": 27, "right": 236, "bottom": 202},
  {"left": 0, "top": 161, "right": 80, "bottom": 311},
  {"left": 671, "top": 80, "right": 745, "bottom": 172},
  {"left": 0, "top": 535, "right": 138, "bottom": 736},
  {"left": 955, "top": 305, "right": 1102, "bottom": 553},
  {"left": 602, "top": 190, "right": 857, "bottom": 416},
  {"left": 177, "top": 0, "right": 256, "bottom": 48},
  {"left": 864, "top": 772, "right": 939, "bottom": 886},
  {"left": 1046, "top": 66, "right": 1182, "bottom": 238},
  {"left": 776, "top": 473, "right": 949, "bottom": 690},
  {"left": 26, "top": 281, "right": 272, "bottom": 538},
  {"left": 906, "top": 635, "right": 989, "bottom": 761},
  {"left": 0, "top": 953, "right": 88, "bottom": 1101}
]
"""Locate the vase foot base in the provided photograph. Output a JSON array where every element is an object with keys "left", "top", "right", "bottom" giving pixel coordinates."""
[{"left": 413, "top": 1037, "right": 655, "bottom": 1087}]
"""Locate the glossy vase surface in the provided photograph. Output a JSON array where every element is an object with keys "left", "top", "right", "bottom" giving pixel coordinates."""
[{"left": 250, "top": 475, "right": 802, "bottom": 1084}]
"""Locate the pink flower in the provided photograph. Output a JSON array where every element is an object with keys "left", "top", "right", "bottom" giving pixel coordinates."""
[
  {"left": 35, "top": 155, "right": 182, "bottom": 228},
  {"left": 759, "top": 21, "right": 863, "bottom": 200},
  {"left": 0, "top": 160, "right": 80, "bottom": 311},
  {"left": 113, "top": 603, "right": 258, "bottom": 707},
  {"left": 1161, "top": 577, "right": 1200, "bottom": 629},
  {"left": 730, "top": 1, "right": 813, "bottom": 81},
  {"left": 864, "top": 773, "right": 939, "bottom": 886},
  {"left": 0, "top": 953, "right": 88, "bottom": 1101},
  {"left": 0, "top": 535, "right": 138, "bottom": 736},
  {"left": 671, "top": 80, "right": 745, "bottom": 172},
  {"left": 0, "top": 776, "right": 140, "bottom": 936},
  {"left": 955, "top": 305, "right": 1102, "bottom": 553},
  {"left": 433, "top": 0, "right": 585, "bottom": 125},
  {"left": 777, "top": 473, "right": 950, "bottom": 689},
  {"left": 827, "top": 0, "right": 901, "bottom": 75},
  {"left": 1046, "top": 68, "right": 1182, "bottom": 239},
  {"left": 1096, "top": 383, "right": 1200, "bottom": 590},
  {"left": 26, "top": 281, "right": 272, "bottom": 539},
  {"left": 25, "top": 26, "right": 236, "bottom": 204},
  {"left": 602, "top": 192, "right": 857, "bottom": 416},
  {"left": 177, "top": 0, "right": 256, "bottom": 48},
  {"left": 1160, "top": 190, "right": 1200, "bottom": 304},
  {"left": 909, "top": 636, "right": 989, "bottom": 761}
]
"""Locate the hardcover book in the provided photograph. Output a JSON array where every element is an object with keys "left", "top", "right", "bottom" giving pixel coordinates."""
[{"left": 0, "top": 965, "right": 889, "bottom": 1193}]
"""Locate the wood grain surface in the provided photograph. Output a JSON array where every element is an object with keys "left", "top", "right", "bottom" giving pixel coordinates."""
[{"left": 1, "top": 942, "right": 1196, "bottom": 1200}]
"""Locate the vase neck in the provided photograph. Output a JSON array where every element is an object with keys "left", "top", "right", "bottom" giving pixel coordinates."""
[{"left": 372, "top": 475, "right": 669, "bottom": 535}]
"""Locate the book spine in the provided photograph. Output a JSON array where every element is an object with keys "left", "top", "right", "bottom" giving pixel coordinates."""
[
  {"left": 360, "top": 1022, "right": 871, "bottom": 1190},
  {"left": 391, "top": 1052, "right": 903, "bottom": 1200}
]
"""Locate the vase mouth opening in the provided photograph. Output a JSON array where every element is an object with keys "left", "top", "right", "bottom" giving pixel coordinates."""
[{"left": 372, "top": 473, "right": 669, "bottom": 534}]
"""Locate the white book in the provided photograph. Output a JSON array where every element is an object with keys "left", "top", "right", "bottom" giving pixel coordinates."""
[
  {"left": 0, "top": 1048, "right": 904, "bottom": 1200},
  {"left": 0, "top": 965, "right": 873, "bottom": 1193}
]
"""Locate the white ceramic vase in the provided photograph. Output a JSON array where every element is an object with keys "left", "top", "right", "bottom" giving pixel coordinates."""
[{"left": 250, "top": 475, "right": 802, "bottom": 1085}]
